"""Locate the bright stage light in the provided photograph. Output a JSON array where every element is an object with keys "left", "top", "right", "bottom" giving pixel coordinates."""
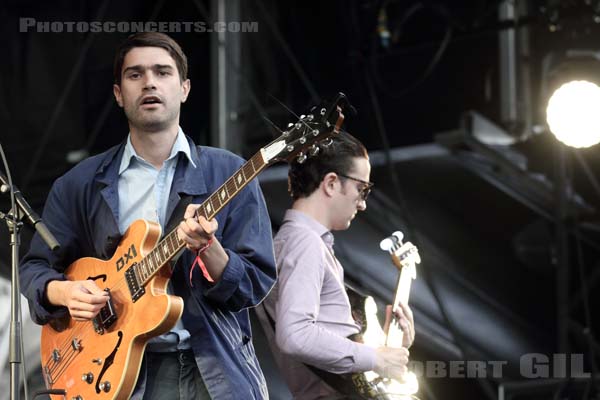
[{"left": 546, "top": 80, "right": 600, "bottom": 148}]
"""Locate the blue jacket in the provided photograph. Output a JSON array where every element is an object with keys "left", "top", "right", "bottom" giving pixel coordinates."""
[{"left": 19, "top": 136, "right": 276, "bottom": 399}]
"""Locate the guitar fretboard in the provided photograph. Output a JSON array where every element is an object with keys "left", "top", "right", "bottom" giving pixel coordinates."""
[{"left": 132, "top": 151, "right": 267, "bottom": 286}]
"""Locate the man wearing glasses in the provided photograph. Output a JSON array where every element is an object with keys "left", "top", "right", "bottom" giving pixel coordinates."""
[{"left": 261, "top": 132, "right": 414, "bottom": 399}]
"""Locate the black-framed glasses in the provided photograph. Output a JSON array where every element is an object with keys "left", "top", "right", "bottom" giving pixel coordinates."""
[{"left": 337, "top": 173, "right": 374, "bottom": 201}]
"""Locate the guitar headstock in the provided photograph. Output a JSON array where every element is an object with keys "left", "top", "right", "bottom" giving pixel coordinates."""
[
  {"left": 379, "top": 231, "right": 420, "bottom": 277},
  {"left": 261, "top": 93, "right": 351, "bottom": 164}
]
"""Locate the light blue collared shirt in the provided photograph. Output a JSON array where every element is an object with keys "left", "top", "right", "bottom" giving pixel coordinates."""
[
  {"left": 118, "top": 127, "right": 196, "bottom": 233},
  {"left": 118, "top": 127, "right": 196, "bottom": 351}
]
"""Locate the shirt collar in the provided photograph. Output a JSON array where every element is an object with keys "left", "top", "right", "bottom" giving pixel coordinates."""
[
  {"left": 118, "top": 127, "right": 196, "bottom": 174},
  {"left": 283, "top": 209, "right": 335, "bottom": 248}
]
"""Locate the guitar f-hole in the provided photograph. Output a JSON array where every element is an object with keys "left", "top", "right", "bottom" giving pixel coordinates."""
[
  {"left": 86, "top": 274, "right": 107, "bottom": 282},
  {"left": 95, "top": 331, "right": 123, "bottom": 394}
]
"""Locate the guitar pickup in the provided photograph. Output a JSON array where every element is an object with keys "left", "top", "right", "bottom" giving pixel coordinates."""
[
  {"left": 93, "top": 288, "right": 117, "bottom": 334},
  {"left": 125, "top": 264, "right": 145, "bottom": 302}
]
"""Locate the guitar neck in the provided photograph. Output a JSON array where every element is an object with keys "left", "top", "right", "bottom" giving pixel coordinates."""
[
  {"left": 392, "top": 266, "right": 413, "bottom": 310},
  {"left": 132, "top": 151, "right": 268, "bottom": 286}
]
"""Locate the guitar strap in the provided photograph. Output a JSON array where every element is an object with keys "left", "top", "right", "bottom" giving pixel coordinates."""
[
  {"left": 304, "top": 365, "right": 366, "bottom": 400},
  {"left": 164, "top": 194, "right": 194, "bottom": 235}
]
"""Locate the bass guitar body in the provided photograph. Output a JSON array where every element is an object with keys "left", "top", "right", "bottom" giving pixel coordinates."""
[{"left": 345, "top": 232, "right": 421, "bottom": 400}]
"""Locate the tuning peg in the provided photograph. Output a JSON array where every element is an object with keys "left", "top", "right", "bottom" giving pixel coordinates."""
[
  {"left": 295, "top": 122, "right": 302, "bottom": 129},
  {"left": 321, "top": 138, "right": 333, "bottom": 147},
  {"left": 312, "top": 129, "right": 319, "bottom": 137},
  {"left": 309, "top": 146, "right": 319, "bottom": 156},
  {"left": 287, "top": 123, "right": 294, "bottom": 128},
  {"left": 286, "top": 145, "right": 294, "bottom": 152},
  {"left": 379, "top": 237, "right": 395, "bottom": 252},
  {"left": 299, "top": 137, "right": 306, "bottom": 144},
  {"left": 300, "top": 114, "right": 306, "bottom": 119},
  {"left": 307, "top": 114, "right": 314, "bottom": 121},
  {"left": 392, "top": 231, "right": 404, "bottom": 244},
  {"left": 380, "top": 231, "right": 405, "bottom": 252},
  {"left": 297, "top": 153, "right": 307, "bottom": 164}
]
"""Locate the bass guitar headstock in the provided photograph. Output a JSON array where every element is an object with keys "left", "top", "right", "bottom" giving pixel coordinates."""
[{"left": 379, "top": 231, "right": 420, "bottom": 278}]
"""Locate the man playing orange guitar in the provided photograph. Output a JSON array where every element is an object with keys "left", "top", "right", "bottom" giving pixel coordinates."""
[
  {"left": 20, "top": 32, "right": 276, "bottom": 400},
  {"left": 262, "top": 132, "right": 415, "bottom": 399}
]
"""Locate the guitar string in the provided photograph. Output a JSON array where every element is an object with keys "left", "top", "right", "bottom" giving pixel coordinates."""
[{"left": 50, "top": 343, "right": 81, "bottom": 383}]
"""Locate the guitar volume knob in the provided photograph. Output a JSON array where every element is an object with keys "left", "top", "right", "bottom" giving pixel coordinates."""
[
  {"left": 81, "top": 372, "right": 94, "bottom": 384},
  {"left": 99, "top": 381, "right": 111, "bottom": 393}
]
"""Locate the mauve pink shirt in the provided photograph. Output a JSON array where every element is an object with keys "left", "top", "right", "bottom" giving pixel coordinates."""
[{"left": 263, "top": 209, "right": 376, "bottom": 399}]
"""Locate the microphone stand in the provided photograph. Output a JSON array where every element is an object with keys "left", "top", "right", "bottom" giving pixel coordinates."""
[
  {"left": 0, "top": 171, "right": 60, "bottom": 400},
  {"left": 1, "top": 197, "right": 24, "bottom": 400}
]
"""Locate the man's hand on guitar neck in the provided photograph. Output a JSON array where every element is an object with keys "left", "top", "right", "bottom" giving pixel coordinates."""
[
  {"left": 374, "top": 346, "right": 410, "bottom": 381},
  {"left": 177, "top": 204, "right": 230, "bottom": 282},
  {"left": 394, "top": 302, "right": 415, "bottom": 348},
  {"left": 384, "top": 302, "right": 415, "bottom": 348},
  {"left": 46, "top": 280, "right": 109, "bottom": 321}
]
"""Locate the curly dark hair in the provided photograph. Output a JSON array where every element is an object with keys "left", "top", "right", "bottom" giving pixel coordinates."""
[
  {"left": 288, "top": 131, "right": 368, "bottom": 200},
  {"left": 113, "top": 32, "right": 188, "bottom": 85}
]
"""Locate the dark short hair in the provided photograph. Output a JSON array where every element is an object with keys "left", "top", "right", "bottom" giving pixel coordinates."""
[
  {"left": 288, "top": 131, "right": 368, "bottom": 200},
  {"left": 113, "top": 32, "right": 188, "bottom": 85}
]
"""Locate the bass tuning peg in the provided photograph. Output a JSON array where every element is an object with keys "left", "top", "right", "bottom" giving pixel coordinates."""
[{"left": 320, "top": 138, "right": 333, "bottom": 147}]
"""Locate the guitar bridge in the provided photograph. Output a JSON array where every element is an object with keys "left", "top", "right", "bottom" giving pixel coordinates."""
[{"left": 93, "top": 288, "right": 117, "bottom": 334}]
